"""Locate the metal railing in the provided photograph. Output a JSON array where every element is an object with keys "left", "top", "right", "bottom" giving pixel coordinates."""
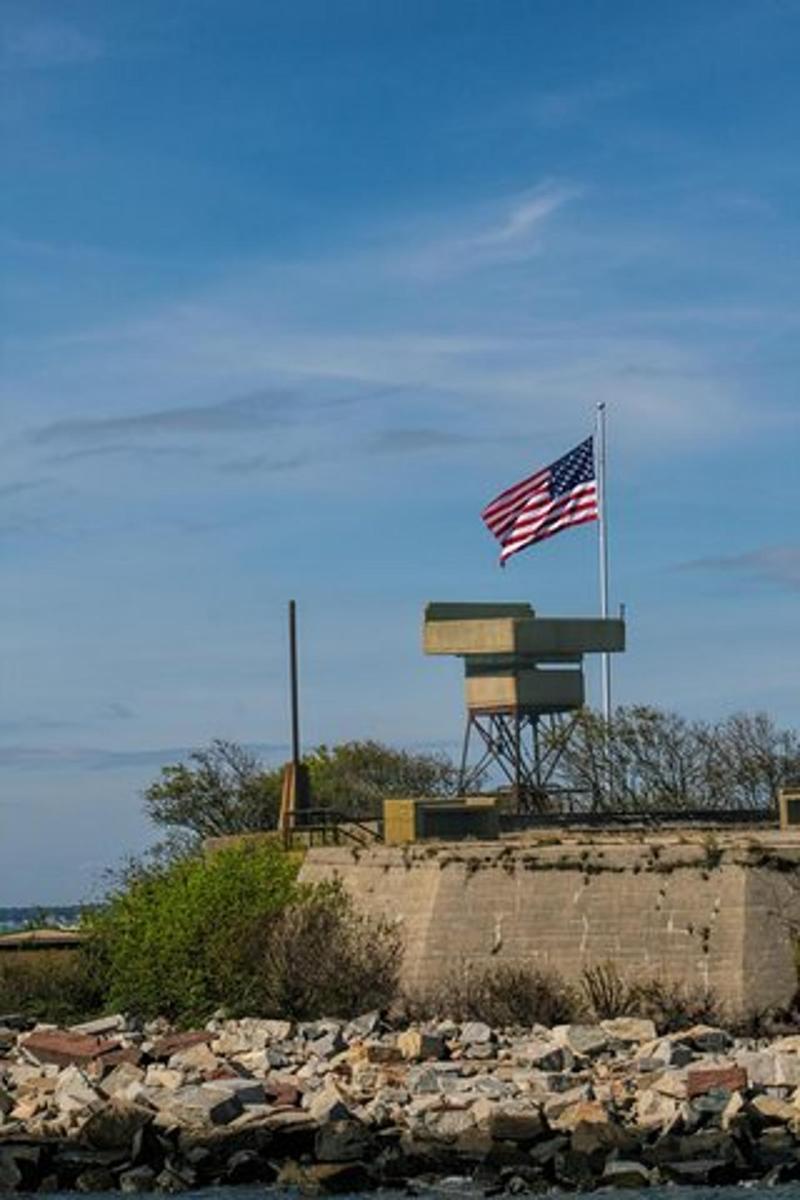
[{"left": 288, "top": 808, "right": 382, "bottom": 847}]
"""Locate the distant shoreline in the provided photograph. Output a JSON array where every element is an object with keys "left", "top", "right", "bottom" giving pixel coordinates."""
[{"left": 0, "top": 906, "right": 83, "bottom": 934}]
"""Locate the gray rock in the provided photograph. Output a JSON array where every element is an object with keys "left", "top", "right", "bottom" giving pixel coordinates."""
[
  {"left": 407, "top": 1066, "right": 442, "bottom": 1095},
  {"left": 488, "top": 1104, "right": 545, "bottom": 1142},
  {"left": 161, "top": 1085, "right": 243, "bottom": 1126},
  {"left": 344, "top": 1012, "right": 382, "bottom": 1040},
  {"left": 460, "top": 1022, "right": 493, "bottom": 1045},
  {"left": 427, "top": 1106, "right": 477, "bottom": 1139},
  {"left": 102, "top": 1061, "right": 147, "bottom": 1097},
  {"left": 54, "top": 1064, "right": 102, "bottom": 1113},
  {"left": 308, "top": 1030, "right": 346, "bottom": 1060},
  {"left": 513, "top": 1039, "right": 570, "bottom": 1072},
  {"left": 601, "top": 1017, "right": 657, "bottom": 1043},
  {"left": 463, "top": 1043, "right": 495, "bottom": 1060},
  {"left": 75, "top": 1166, "right": 117, "bottom": 1192},
  {"left": 315, "top": 1118, "right": 374, "bottom": 1162},
  {"left": 307, "top": 1079, "right": 352, "bottom": 1123},
  {"left": 554, "top": 1024, "right": 608, "bottom": 1057},
  {"left": 69, "top": 1015, "right": 127, "bottom": 1038},
  {"left": 602, "top": 1159, "right": 653, "bottom": 1188},
  {"left": 735, "top": 1049, "right": 800, "bottom": 1088},
  {"left": 677, "top": 1025, "right": 733, "bottom": 1054},
  {"left": 80, "top": 1100, "right": 154, "bottom": 1150},
  {"left": 209, "top": 1078, "right": 266, "bottom": 1106},
  {"left": 0, "top": 1151, "right": 22, "bottom": 1192},
  {"left": 119, "top": 1164, "right": 156, "bottom": 1192}
]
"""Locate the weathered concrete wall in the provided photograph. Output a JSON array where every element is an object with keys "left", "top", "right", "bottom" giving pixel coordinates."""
[{"left": 299, "top": 831, "right": 800, "bottom": 1014}]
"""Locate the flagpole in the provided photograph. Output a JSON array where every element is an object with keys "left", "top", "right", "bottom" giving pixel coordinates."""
[{"left": 596, "top": 402, "right": 611, "bottom": 721}]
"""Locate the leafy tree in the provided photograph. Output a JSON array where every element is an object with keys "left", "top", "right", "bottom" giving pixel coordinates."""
[
  {"left": 144, "top": 737, "right": 459, "bottom": 838},
  {"left": 144, "top": 739, "right": 282, "bottom": 839},
  {"left": 306, "top": 739, "right": 459, "bottom": 818}
]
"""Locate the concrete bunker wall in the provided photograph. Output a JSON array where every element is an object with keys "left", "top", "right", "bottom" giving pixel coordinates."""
[{"left": 299, "top": 833, "right": 800, "bottom": 1014}]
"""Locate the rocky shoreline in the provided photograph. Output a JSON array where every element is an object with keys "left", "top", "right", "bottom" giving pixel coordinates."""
[{"left": 4, "top": 1011, "right": 800, "bottom": 1193}]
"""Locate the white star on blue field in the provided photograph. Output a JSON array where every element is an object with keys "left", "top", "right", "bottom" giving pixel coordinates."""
[{"left": 2, "top": 0, "right": 799, "bottom": 902}]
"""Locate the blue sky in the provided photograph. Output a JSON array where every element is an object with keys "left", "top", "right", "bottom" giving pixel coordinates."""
[{"left": 2, "top": 0, "right": 799, "bottom": 903}]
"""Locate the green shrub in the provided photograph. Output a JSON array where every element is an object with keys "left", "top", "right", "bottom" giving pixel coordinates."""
[
  {"left": 0, "top": 951, "right": 104, "bottom": 1024},
  {"left": 85, "top": 842, "right": 301, "bottom": 1023}
]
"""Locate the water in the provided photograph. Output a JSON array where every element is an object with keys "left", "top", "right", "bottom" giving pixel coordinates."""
[
  {"left": 27, "top": 1185, "right": 800, "bottom": 1199},
  {"left": 0, "top": 905, "right": 82, "bottom": 933}
]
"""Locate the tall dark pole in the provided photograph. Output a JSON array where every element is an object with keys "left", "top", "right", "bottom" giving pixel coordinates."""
[{"left": 288, "top": 599, "right": 301, "bottom": 769}]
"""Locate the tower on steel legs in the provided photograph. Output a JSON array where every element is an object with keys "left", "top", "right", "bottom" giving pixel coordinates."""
[{"left": 424, "top": 602, "right": 625, "bottom": 813}]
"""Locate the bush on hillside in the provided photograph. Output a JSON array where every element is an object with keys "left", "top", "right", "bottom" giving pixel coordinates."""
[
  {"left": 0, "top": 952, "right": 104, "bottom": 1025},
  {"left": 250, "top": 883, "right": 402, "bottom": 1018},
  {"left": 404, "top": 962, "right": 583, "bottom": 1028},
  {"left": 85, "top": 842, "right": 301, "bottom": 1023},
  {"left": 84, "top": 842, "right": 403, "bottom": 1025}
]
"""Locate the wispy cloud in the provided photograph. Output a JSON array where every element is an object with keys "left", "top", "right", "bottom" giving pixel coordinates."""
[
  {"left": 0, "top": 479, "right": 51, "bottom": 499},
  {"left": 2, "top": 20, "right": 104, "bottom": 69},
  {"left": 0, "top": 742, "right": 288, "bottom": 772},
  {"left": 218, "top": 452, "right": 310, "bottom": 475},
  {"left": 366, "top": 428, "right": 474, "bottom": 455},
  {"left": 402, "top": 180, "right": 578, "bottom": 276},
  {"left": 529, "top": 80, "right": 634, "bottom": 128},
  {"left": 44, "top": 444, "right": 206, "bottom": 466},
  {"left": 32, "top": 389, "right": 294, "bottom": 446},
  {"left": 680, "top": 545, "right": 800, "bottom": 592}
]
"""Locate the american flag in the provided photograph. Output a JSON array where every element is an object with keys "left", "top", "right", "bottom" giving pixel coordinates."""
[{"left": 482, "top": 437, "right": 598, "bottom": 565}]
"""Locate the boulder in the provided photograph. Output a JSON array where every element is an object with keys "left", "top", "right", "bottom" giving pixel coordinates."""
[
  {"left": 308, "top": 1030, "right": 346, "bottom": 1060},
  {"left": 397, "top": 1030, "right": 445, "bottom": 1062},
  {"left": 635, "top": 1088, "right": 679, "bottom": 1131},
  {"left": 735, "top": 1049, "right": 800, "bottom": 1088},
  {"left": 102, "top": 1061, "right": 146, "bottom": 1097},
  {"left": 144, "top": 1065, "right": 184, "bottom": 1090},
  {"left": 602, "top": 1159, "right": 653, "bottom": 1188},
  {"left": 687, "top": 1064, "right": 747, "bottom": 1098},
  {"left": 149, "top": 1030, "right": 213, "bottom": 1060},
  {"left": 674, "top": 1025, "right": 732, "bottom": 1054},
  {"left": 69, "top": 1015, "right": 127, "bottom": 1038},
  {"left": 159, "top": 1085, "right": 243, "bottom": 1126},
  {"left": 315, "top": 1119, "right": 375, "bottom": 1162},
  {"left": 79, "top": 1100, "right": 154, "bottom": 1150},
  {"left": 307, "top": 1080, "right": 352, "bottom": 1123},
  {"left": 54, "top": 1065, "right": 103, "bottom": 1114},
  {"left": 553, "top": 1024, "right": 608, "bottom": 1057},
  {"left": 460, "top": 1022, "right": 493, "bottom": 1046},
  {"left": 488, "top": 1104, "right": 545, "bottom": 1142},
  {"left": 512, "top": 1038, "right": 568, "bottom": 1072},
  {"left": 168, "top": 1042, "right": 220, "bottom": 1074},
  {"left": 601, "top": 1017, "right": 657, "bottom": 1044},
  {"left": 550, "top": 1098, "right": 610, "bottom": 1133},
  {"left": 209, "top": 1078, "right": 266, "bottom": 1106},
  {"left": 427, "top": 1106, "right": 477, "bottom": 1140},
  {"left": 750, "top": 1095, "right": 798, "bottom": 1125},
  {"left": 21, "top": 1029, "right": 118, "bottom": 1069},
  {"left": 75, "top": 1165, "right": 117, "bottom": 1192},
  {"left": 119, "top": 1164, "right": 157, "bottom": 1192}
]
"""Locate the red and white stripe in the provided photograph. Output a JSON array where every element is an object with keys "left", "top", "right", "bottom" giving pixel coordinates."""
[{"left": 497, "top": 480, "right": 597, "bottom": 564}]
